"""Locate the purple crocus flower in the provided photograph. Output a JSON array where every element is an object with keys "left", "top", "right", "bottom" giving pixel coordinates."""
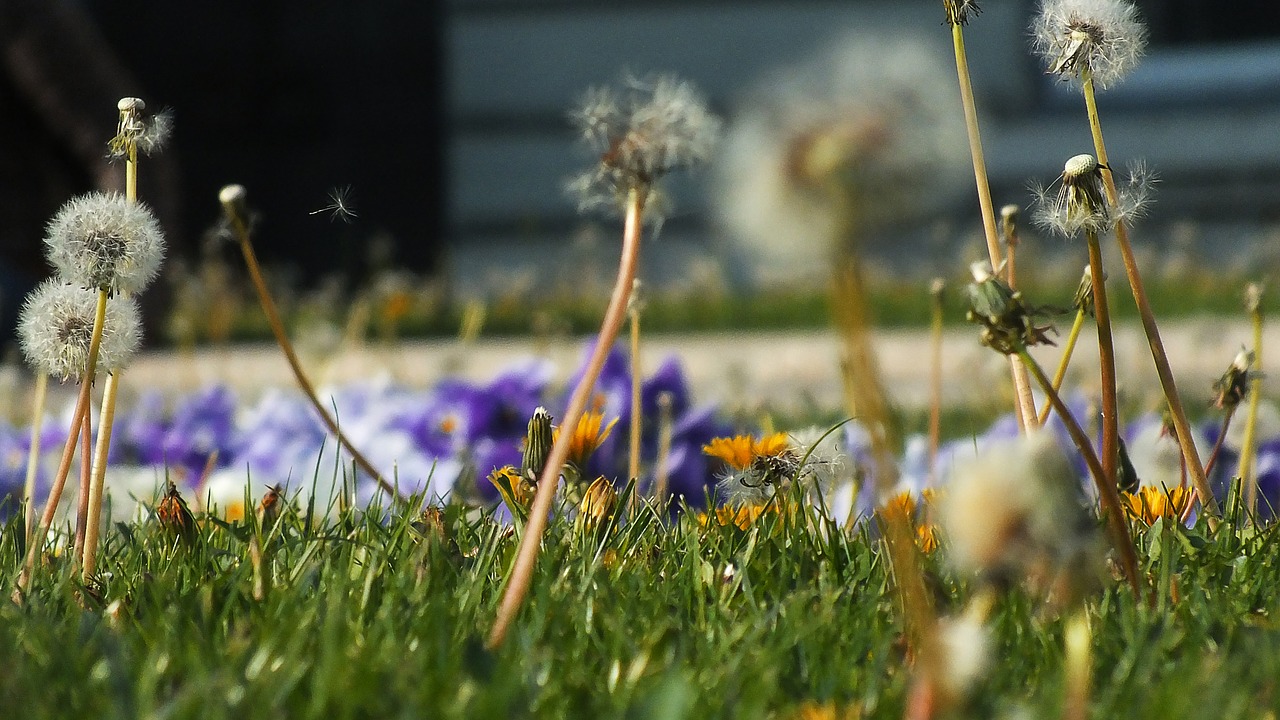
[{"left": 160, "top": 384, "right": 238, "bottom": 484}]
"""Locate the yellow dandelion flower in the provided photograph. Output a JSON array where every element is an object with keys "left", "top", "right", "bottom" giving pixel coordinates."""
[
  {"left": 488, "top": 464, "right": 533, "bottom": 508},
  {"left": 1121, "top": 486, "right": 1191, "bottom": 526},
  {"left": 553, "top": 411, "right": 618, "bottom": 468},
  {"left": 702, "top": 432, "right": 792, "bottom": 470}
]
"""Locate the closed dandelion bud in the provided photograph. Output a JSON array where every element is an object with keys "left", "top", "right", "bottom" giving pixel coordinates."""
[
  {"left": 256, "top": 484, "right": 285, "bottom": 536},
  {"left": 1032, "top": 0, "right": 1147, "bottom": 90},
  {"left": 156, "top": 480, "right": 198, "bottom": 546},
  {"left": 1072, "top": 265, "right": 1096, "bottom": 316},
  {"left": 1000, "top": 203, "right": 1020, "bottom": 250},
  {"left": 521, "top": 407, "right": 554, "bottom": 483},
  {"left": 45, "top": 192, "right": 166, "bottom": 294},
  {"left": 577, "top": 476, "right": 618, "bottom": 527},
  {"left": 965, "top": 261, "right": 1055, "bottom": 355},
  {"left": 18, "top": 280, "right": 141, "bottom": 381}
]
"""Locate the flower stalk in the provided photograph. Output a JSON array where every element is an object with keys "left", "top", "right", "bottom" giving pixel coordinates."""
[
  {"left": 218, "top": 185, "right": 401, "bottom": 501},
  {"left": 1239, "top": 284, "right": 1264, "bottom": 516},
  {"left": 1079, "top": 67, "right": 1218, "bottom": 524},
  {"left": 488, "top": 189, "right": 646, "bottom": 648},
  {"left": 945, "top": 8, "right": 1038, "bottom": 430}
]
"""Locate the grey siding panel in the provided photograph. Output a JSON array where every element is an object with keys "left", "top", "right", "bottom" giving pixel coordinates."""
[{"left": 446, "top": 4, "right": 1032, "bottom": 121}]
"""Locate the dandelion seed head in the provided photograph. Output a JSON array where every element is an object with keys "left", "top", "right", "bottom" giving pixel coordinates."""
[
  {"left": 567, "top": 73, "right": 719, "bottom": 223},
  {"left": 18, "top": 280, "right": 141, "bottom": 380},
  {"left": 715, "top": 35, "right": 968, "bottom": 285},
  {"left": 1031, "top": 0, "right": 1147, "bottom": 90},
  {"left": 940, "top": 432, "right": 1091, "bottom": 578},
  {"left": 45, "top": 192, "right": 166, "bottom": 294}
]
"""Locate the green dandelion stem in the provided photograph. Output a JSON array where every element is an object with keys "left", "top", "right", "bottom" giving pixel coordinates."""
[
  {"left": 1239, "top": 299, "right": 1263, "bottom": 516},
  {"left": 1038, "top": 309, "right": 1086, "bottom": 426},
  {"left": 1080, "top": 67, "right": 1219, "bottom": 525},
  {"left": 949, "top": 20, "right": 1038, "bottom": 431},
  {"left": 1017, "top": 347, "right": 1141, "bottom": 598}
]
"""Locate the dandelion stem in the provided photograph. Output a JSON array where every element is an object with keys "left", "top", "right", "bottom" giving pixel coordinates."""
[
  {"left": 1080, "top": 68, "right": 1218, "bottom": 524},
  {"left": 1017, "top": 347, "right": 1141, "bottom": 597},
  {"left": 1240, "top": 297, "right": 1264, "bottom": 516},
  {"left": 627, "top": 294, "right": 642, "bottom": 505},
  {"left": 1204, "top": 410, "right": 1234, "bottom": 482},
  {"left": 21, "top": 372, "right": 48, "bottom": 547},
  {"left": 1038, "top": 309, "right": 1086, "bottom": 426},
  {"left": 1085, "top": 230, "right": 1119, "bottom": 488},
  {"left": 73, "top": 407, "right": 91, "bottom": 567},
  {"left": 82, "top": 371, "right": 120, "bottom": 581},
  {"left": 17, "top": 288, "right": 106, "bottom": 599},
  {"left": 488, "top": 189, "right": 645, "bottom": 649},
  {"left": 653, "top": 391, "right": 674, "bottom": 506},
  {"left": 928, "top": 282, "right": 944, "bottom": 486},
  {"left": 1063, "top": 609, "right": 1093, "bottom": 720},
  {"left": 220, "top": 189, "right": 401, "bottom": 501},
  {"left": 949, "top": 21, "right": 1037, "bottom": 431}
]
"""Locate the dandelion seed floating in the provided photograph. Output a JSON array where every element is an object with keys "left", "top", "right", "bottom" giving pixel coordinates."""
[
  {"left": 1031, "top": 0, "right": 1148, "bottom": 90},
  {"left": 309, "top": 185, "right": 359, "bottom": 223}
]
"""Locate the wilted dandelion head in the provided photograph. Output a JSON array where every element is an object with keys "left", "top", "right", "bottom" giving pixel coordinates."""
[
  {"left": 1031, "top": 0, "right": 1148, "bottom": 90},
  {"left": 943, "top": 0, "right": 982, "bottom": 26},
  {"left": 18, "top": 280, "right": 142, "bottom": 381},
  {"left": 566, "top": 73, "right": 719, "bottom": 222},
  {"left": 109, "top": 97, "right": 173, "bottom": 158},
  {"left": 940, "top": 431, "right": 1095, "bottom": 581},
  {"left": 1031, "top": 155, "right": 1154, "bottom": 238},
  {"left": 45, "top": 192, "right": 166, "bottom": 294},
  {"left": 715, "top": 35, "right": 968, "bottom": 284}
]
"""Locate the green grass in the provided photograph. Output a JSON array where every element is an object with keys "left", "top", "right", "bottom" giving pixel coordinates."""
[{"left": 3, "top": 489, "right": 1279, "bottom": 719}]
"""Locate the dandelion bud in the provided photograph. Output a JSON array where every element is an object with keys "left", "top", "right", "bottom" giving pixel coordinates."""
[
  {"left": 965, "top": 263, "right": 1055, "bottom": 354},
  {"left": 520, "top": 407, "right": 554, "bottom": 484},
  {"left": 155, "top": 480, "right": 198, "bottom": 546},
  {"left": 1072, "top": 265, "right": 1096, "bottom": 316},
  {"left": 18, "top": 280, "right": 141, "bottom": 381},
  {"left": 1000, "top": 203, "right": 1021, "bottom": 250},
  {"left": 1031, "top": 0, "right": 1147, "bottom": 90},
  {"left": 45, "top": 192, "right": 165, "bottom": 294},
  {"left": 577, "top": 476, "right": 618, "bottom": 528}
]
